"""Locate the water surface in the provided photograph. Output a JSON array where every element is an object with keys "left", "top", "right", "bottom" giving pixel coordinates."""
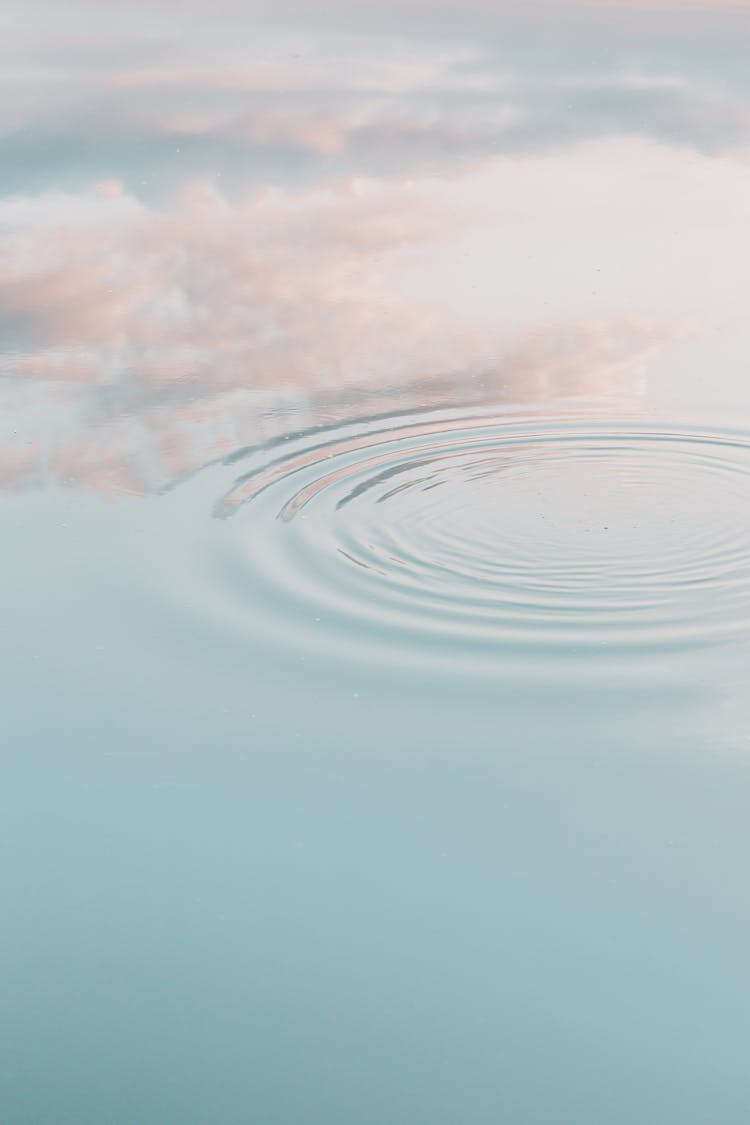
[{"left": 2, "top": 1, "right": 750, "bottom": 1121}]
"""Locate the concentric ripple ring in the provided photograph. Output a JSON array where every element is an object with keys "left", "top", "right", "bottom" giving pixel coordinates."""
[{"left": 196, "top": 407, "right": 750, "bottom": 676}]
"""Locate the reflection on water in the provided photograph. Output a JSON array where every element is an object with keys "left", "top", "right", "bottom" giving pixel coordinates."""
[
  {"left": 3, "top": 1, "right": 750, "bottom": 1122},
  {"left": 204, "top": 409, "right": 750, "bottom": 667}
]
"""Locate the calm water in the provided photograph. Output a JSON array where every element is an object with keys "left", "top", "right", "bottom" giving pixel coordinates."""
[{"left": 3, "top": 2, "right": 750, "bottom": 1121}]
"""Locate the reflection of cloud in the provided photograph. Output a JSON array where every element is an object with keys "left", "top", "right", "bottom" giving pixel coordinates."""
[
  {"left": 93, "top": 180, "right": 124, "bottom": 199},
  {"left": 1, "top": 0, "right": 749, "bottom": 512},
  {"left": 2, "top": 132, "right": 749, "bottom": 497},
  {"left": 4, "top": 140, "right": 716, "bottom": 391},
  {"left": 2, "top": 3, "right": 750, "bottom": 199},
  {"left": 0, "top": 317, "right": 665, "bottom": 497},
  {"left": 2, "top": 68, "right": 749, "bottom": 200},
  {"left": 0, "top": 177, "right": 470, "bottom": 376}
]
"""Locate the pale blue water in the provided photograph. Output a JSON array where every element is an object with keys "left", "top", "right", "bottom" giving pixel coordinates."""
[{"left": 3, "top": 2, "right": 750, "bottom": 1122}]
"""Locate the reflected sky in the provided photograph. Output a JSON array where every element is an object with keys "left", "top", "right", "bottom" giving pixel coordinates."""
[
  {"left": 5, "top": 7, "right": 750, "bottom": 1122},
  {"left": 2, "top": 0, "right": 750, "bottom": 494}
]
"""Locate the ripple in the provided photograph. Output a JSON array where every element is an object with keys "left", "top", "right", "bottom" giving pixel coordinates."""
[{"left": 191, "top": 408, "right": 750, "bottom": 677}]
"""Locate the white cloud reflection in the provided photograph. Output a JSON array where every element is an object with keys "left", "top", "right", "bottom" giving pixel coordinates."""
[{"left": 1, "top": 1, "right": 750, "bottom": 494}]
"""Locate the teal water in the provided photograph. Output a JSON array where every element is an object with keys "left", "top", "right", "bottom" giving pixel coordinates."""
[{"left": 3, "top": 2, "right": 750, "bottom": 1121}]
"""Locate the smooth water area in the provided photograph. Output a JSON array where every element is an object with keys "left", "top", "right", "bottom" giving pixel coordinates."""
[{"left": 3, "top": 2, "right": 750, "bottom": 1121}]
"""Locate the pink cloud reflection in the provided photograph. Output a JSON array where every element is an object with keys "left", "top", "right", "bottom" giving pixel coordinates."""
[{"left": 1, "top": 145, "right": 712, "bottom": 497}]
